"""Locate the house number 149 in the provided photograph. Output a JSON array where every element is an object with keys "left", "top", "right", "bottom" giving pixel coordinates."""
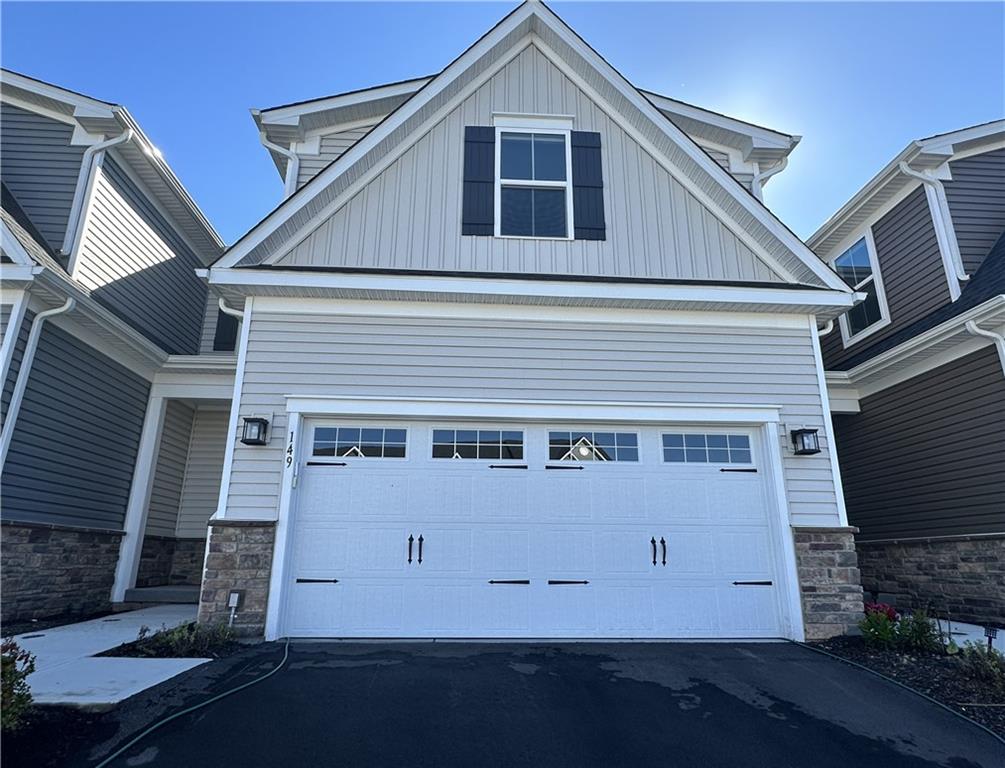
[{"left": 286, "top": 431, "right": 294, "bottom": 468}]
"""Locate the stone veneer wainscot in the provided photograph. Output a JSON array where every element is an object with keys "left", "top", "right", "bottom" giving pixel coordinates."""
[
  {"left": 198, "top": 520, "right": 275, "bottom": 637},
  {"left": 793, "top": 527, "right": 865, "bottom": 640}
]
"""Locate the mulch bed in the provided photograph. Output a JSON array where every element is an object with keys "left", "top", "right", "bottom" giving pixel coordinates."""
[
  {"left": 813, "top": 636, "right": 1005, "bottom": 737},
  {"left": 99, "top": 625, "right": 242, "bottom": 659},
  {"left": 3, "top": 706, "right": 117, "bottom": 768}
]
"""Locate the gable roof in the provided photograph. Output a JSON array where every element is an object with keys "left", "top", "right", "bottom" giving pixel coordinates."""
[
  {"left": 809, "top": 119, "right": 1005, "bottom": 257},
  {"left": 216, "top": 1, "right": 847, "bottom": 292},
  {"left": 1, "top": 68, "right": 224, "bottom": 260}
]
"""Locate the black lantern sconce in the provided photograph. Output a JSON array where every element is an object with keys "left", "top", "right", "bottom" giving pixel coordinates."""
[
  {"left": 790, "top": 428, "right": 821, "bottom": 456},
  {"left": 241, "top": 417, "right": 269, "bottom": 446}
]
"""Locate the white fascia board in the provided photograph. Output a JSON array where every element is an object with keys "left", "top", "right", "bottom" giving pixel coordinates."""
[
  {"left": 0, "top": 221, "right": 37, "bottom": 267},
  {"left": 1, "top": 69, "right": 117, "bottom": 117},
  {"left": 257, "top": 77, "right": 433, "bottom": 126},
  {"left": 208, "top": 267, "right": 860, "bottom": 310},
  {"left": 284, "top": 395, "right": 783, "bottom": 425}
]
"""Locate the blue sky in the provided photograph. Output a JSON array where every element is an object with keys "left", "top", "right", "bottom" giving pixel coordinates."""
[{"left": 3, "top": 2, "right": 1002, "bottom": 244}]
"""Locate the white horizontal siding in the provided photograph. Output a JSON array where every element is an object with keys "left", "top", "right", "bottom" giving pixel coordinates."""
[
  {"left": 176, "top": 406, "right": 228, "bottom": 538},
  {"left": 296, "top": 125, "right": 375, "bottom": 190},
  {"left": 277, "top": 45, "right": 780, "bottom": 284},
  {"left": 223, "top": 308, "right": 840, "bottom": 527},
  {"left": 146, "top": 400, "right": 195, "bottom": 537}
]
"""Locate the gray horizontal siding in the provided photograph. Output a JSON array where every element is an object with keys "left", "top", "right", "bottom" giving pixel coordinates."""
[
  {"left": 176, "top": 407, "right": 228, "bottom": 538},
  {"left": 823, "top": 185, "right": 950, "bottom": 368},
  {"left": 1, "top": 323, "right": 150, "bottom": 530},
  {"left": 224, "top": 309, "right": 840, "bottom": 527},
  {"left": 1, "top": 308, "right": 33, "bottom": 424},
  {"left": 0, "top": 103, "right": 85, "bottom": 253},
  {"left": 145, "top": 400, "right": 195, "bottom": 537},
  {"left": 74, "top": 157, "right": 207, "bottom": 354},
  {"left": 944, "top": 147, "right": 1005, "bottom": 275},
  {"left": 277, "top": 45, "right": 781, "bottom": 284},
  {"left": 834, "top": 345, "right": 1005, "bottom": 539},
  {"left": 296, "top": 125, "right": 375, "bottom": 190}
]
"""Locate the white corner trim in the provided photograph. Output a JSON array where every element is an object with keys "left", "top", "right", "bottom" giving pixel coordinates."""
[
  {"left": 0, "top": 220, "right": 36, "bottom": 266},
  {"left": 214, "top": 296, "right": 255, "bottom": 520},
  {"left": 0, "top": 289, "right": 29, "bottom": 393},
  {"left": 265, "top": 409, "right": 302, "bottom": 640},
  {"left": 806, "top": 315, "right": 849, "bottom": 527},
  {"left": 282, "top": 395, "right": 783, "bottom": 425}
]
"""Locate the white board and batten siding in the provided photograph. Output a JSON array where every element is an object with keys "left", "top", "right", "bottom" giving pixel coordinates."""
[
  {"left": 222, "top": 307, "right": 842, "bottom": 530},
  {"left": 296, "top": 125, "right": 377, "bottom": 191},
  {"left": 276, "top": 45, "right": 782, "bottom": 284},
  {"left": 176, "top": 407, "right": 229, "bottom": 538},
  {"left": 145, "top": 401, "right": 196, "bottom": 537}
]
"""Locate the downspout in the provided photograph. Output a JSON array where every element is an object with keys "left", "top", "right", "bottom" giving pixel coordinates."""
[
  {"left": 62, "top": 130, "right": 135, "bottom": 261},
  {"left": 965, "top": 320, "right": 1005, "bottom": 374},
  {"left": 0, "top": 298, "right": 76, "bottom": 466},
  {"left": 750, "top": 157, "right": 788, "bottom": 202},
  {"left": 259, "top": 132, "right": 300, "bottom": 199},
  {"left": 898, "top": 162, "right": 968, "bottom": 289},
  {"left": 817, "top": 319, "right": 834, "bottom": 337},
  {"left": 218, "top": 297, "right": 244, "bottom": 320}
]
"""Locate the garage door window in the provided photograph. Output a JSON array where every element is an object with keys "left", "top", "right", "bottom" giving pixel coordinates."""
[
  {"left": 432, "top": 429, "right": 523, "bottom": 459},
  {"left": 549, "top": 431, "right": 639, "bottom": 462},
  {"left": 313, "top": 427, "right": 408, "bottom": 458},
  {"left": 662, "top": 433, "right": 751, "bottom": 465}
]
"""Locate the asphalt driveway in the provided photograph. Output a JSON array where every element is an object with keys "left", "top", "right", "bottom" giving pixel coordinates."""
[{"left": 75, "top": 641, "right": 1003, "bottom": 768}]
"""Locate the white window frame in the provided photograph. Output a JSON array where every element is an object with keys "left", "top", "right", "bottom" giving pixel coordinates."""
[
  {"left": 428, "top": 425, "right": 526, "bottom": 462},
  {"left": 309, "top": 423, "right": 410, "bottom": 461},
  {"left": 659, "top": 429, "right": 757, "bottom": 467},
  {"left": 546, "top": 428, "right": 641, "bottom": 463},
  {"left": 830, "top": 228, "right": 891, "bottom": 347},
  {"left": 493, "top": 125, "right": 574, "bottom": 241}
]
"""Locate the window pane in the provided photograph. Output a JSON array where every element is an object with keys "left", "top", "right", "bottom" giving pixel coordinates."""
[
  {"left": 662, "top": 434, "right": 684, "bottom": 448},
  {"left": 706, "top": 434, "right": 728, "bottom": 449},
  {"left": 708, "top": 448, "right": 730, "bottom": 463},
  {"left": 478, "top": 444, "right": 501, "bottom": 459},
  {"left": 617, "top": 447, "right": 639, "bottom": 462},
  {"left": 501, "top": 133, "right": 532, "bottom": 179},
  {"left": 848, "top": 289, "right": 882, "bottom": 335},
  {"left": 338, "top": 428, "right": 361, "bottom": 443},
  {"left": 664, "top": 448, "right": 686, "bottom": 462},
  {"left": 383, "top": 444, "right": 406, "bottom": 458},
  {"left": 727, "top": 435, "right": 750, "bottom": 450},
  {"left": 433, "top": 430, "right": 453, "bottom": 444},
  {"left": 384, "top": 429, "right": 407, "bottom": 444},
  {"left": 456, "top": 430, "right": 477, "bottom": 444},
  {"left": 500, "top": 186, "right": 533, "bottom": 236},
  {"left": 685, "top": 448, "right": 707, "bottom": 462},
  {"left": 833, "top": 239, "right": 872, "bottom": 288},
  {"left": 684, "top": 434, "right": 706, "bottom": 448},
  {"left": 533, "top": 134, "right": 566, "bottom": 181},
  {"left": 730, "top": 449, "right": 752, "bottom": 464},
  {"left": 533, "top": 188, "right": 567, "bottom": 237},
  {"left": 432, "top": 444, "right": 453, "bottom": 459}
]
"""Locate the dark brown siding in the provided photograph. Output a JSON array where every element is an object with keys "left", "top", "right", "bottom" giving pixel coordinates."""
[
  {"left": 834, "top": 346, "right": 1005, "bottom": 540},
  {"left": 944, "top": 147, "right": 1005, "bottom": 275},
  {"left": 822, "top": 186, "right": 952, "bottom": 369}
]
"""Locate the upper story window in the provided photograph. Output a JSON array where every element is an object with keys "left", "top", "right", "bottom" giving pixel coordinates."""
[
  {"left": 831, "top": 236, "right": 889, "bottom": 343},
  {"left": 496, "top": 130, "right": 573, "bottom": 239}
]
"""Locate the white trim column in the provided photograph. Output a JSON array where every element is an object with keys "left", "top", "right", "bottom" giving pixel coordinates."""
[
  {"left": 0, "top": 289, "right": 29, "bottom": 396},
  {"left": 111, "top": 393, "right": 168, "bottom": 602},
  {"left": 264, "top": 409, "right": 302, "bottom": 640}
]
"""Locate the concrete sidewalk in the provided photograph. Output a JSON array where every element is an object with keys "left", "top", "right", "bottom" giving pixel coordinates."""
[{"left": 13, "top": 606, "right": 209, "bottom": 706}]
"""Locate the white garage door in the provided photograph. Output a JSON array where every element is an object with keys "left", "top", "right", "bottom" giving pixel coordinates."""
[{"left": 282, "top": 421, "right": 787, "bottom": 639}]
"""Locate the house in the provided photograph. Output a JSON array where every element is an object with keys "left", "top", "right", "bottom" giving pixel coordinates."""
[
  {"left": 817, "top": 122, "right": 1005, "bottom": 626},
  {"left": 3, "top": 2, "right": 867, "bottom": 642},
  {"left": 0, "top": 69, "right": 236, "bottom": 623}
]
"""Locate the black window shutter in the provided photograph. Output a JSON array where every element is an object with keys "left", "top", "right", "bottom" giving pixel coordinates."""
[
  {"left": 571, "top": 131, "right": 605, "bottom": 241},
  {"left": 213, "top": 309, "right": 239, "bottom": 352},
  {"left": 462, "top": 126, "right": 495, "bottom": 236}
]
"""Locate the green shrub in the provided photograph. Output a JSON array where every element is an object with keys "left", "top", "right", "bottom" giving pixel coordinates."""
[
  {"left": 957, "top": 642, "right": 1005, "bottom": 691},
  {"left": 130, "top": 622, "right": 236, "bottom": 658},
  {"left": 859, "top": 610, "right": 898, "bottom": 649},
  {"left": 2, "top": 639, "right": 36, "bottom": 731},
  {"left": 894, "top": 610, "right": 940, "bottom": 653}
]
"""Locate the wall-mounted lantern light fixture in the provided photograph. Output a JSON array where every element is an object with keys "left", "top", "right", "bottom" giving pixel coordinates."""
[
  {"left": 241, "top": 417, "right": 269, "bottom": 446},
  {"left": 790, "top": 428, "right": 821, "bottom": 456}
]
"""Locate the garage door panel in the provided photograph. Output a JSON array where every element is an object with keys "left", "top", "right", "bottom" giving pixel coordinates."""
[
  {"left": 346, "top": 583, "right": 405, "bottom": 632},
  {"left": 481, "top": 529, "right": 531, "bottom": 573},
  {"left": 709, "top": 480, "right": 766, "bottom": 521},
  {"left": 536, "top": 585, "right": 597, "bottom": 633},
  {"left": 653, "top": 586, "right": 720, "bottom": 634},
  {"left": 347, "top": 527, "right": 409, "bottom": 572},
  {"left": 414, "top": 528, "right": 473, "bottom": 573},
  {"left": 406, "top": 583, "right": 472, "bottom": 632},
  {"left": 597, "top": 585, "right": 655, "bottom": 632},
  {"left": 591, "top": 477, "right": 647, "bottom": 522},
  {"left": 474, "top": 584, "right": 531, "bottom": 632},
  {"left": 535, "top": 529, "right": 595, "bottom": 574},
  {"left": 286, "top": 583, "right": 344, "bottom": 635},
  {"left": 352, "top": 473, "right": 410, "bottom": 519},
  {"left": 474, "top": 475, "right": 531, "bottom": 520},
  {"left": 293, "top": 523, "right": 349, "bottom": 575},
  {"left": 596, "top": 531, "right": 653, "bottom": 575},
  {"left": 720, "top": 586, "right": 779, "bottom": 633},
  {"left": 534, "top": 475, "right": 593, "bottom": 521},
  {"left": 413, "top": 475, "right": 474, "bottom": 519},
  {"left": 713, "top": 531, "right": 774, "bottom": 575},
  {"left": 663, "top": 531, "right": 715, "bottom": 574},
  {"left": 647, "top": 477, "right": 710, "bottom": 522}
]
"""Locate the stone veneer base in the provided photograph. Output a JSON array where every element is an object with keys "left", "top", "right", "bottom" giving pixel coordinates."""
[
  {"left": 1, "top": 520, "right": 124, "bottom": 624},
  {"left": 197, "top": 521, "right": 275, "bottom": 637},
  {"left": 857, "top": 535, "right": 1004, "bottom": 626},
  {"left": 793, "top": 527, "right": 865, "bottom": 640},
  {"left": 136, "top": 536, "right": 208, "bottom": 588}
]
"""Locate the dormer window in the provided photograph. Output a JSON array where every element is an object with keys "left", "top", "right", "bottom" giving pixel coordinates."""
[
  {"left": 496, "top": 130, "right": 572, "bottom": 239},
  {"left": 832, "top": 235, "right": 890, "bottom": 344}
]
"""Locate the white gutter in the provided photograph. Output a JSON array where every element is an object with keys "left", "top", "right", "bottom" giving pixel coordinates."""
[
  {"left": 218, "top": 297, "right": 245, "bottom": 321},
  {"left": 897, "top": 162, "right": 968, "bottom": 294},
  {"left": 750, "top": 157, "right": 788, "bottom": 202},
  {"left": 259, "top": 131, "right": 300, "bottom": 199},
  {"left": 62, "top": 130, "right": 134, "bottom": 259},
  {"left": 0, "top": 298, "right": 76, "bottom": 466},
  {"left": 817, "top": 319, "right": 834, "bottom": 337},
  {"left": 965, "top": 320, "right": 1005, "bottom": 374}
]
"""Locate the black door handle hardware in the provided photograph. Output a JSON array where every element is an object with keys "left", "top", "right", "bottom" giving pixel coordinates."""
[
  {"left": 732, "top": 580, "right": 773, "bottom": 586},
  {"left": 489, "top": 464, "right": 528, "bottom": 469},
  {"left": 305, "top": 461, "right": 348, "bottom": 467},
  {"left": 296, "top": 578, "right": 339, "bottom": 584},
  {"left": 545, "top": 465, "right": 584, "bottom": 470},
  {"left": 660, "top": 537, "right": 667, "bottom": 566},
  {"left": 651, "top": 537, "right": 657, "bottom": 566},
  {"left": 547, "top": 580, "right": 589, "bottom": 585},
  {"left": 417, "top": 535, "right": 424, "bottom": 564},
  {"left": 720, "top": 468, "right": 757, "bottom": 473},
  {"left": 488, "top": 579, "right": 530, "bottom": 585},
  {"left": 407, "top": 534, "right": 414, "bottom": 564}
]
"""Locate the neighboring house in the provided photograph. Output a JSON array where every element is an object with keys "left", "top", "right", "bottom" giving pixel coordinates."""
[
  {"left": 198, "top": 1, "right": 862, "bottom": 642},
  {"left": 817, "top": 122, "right": 1005, "bottom": 626},
  {"left": 0, "top": 70, "right": 235, "bottom": 624},
  {"left": 1, "top": 3, "right": 871, "bottom": 643}
]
